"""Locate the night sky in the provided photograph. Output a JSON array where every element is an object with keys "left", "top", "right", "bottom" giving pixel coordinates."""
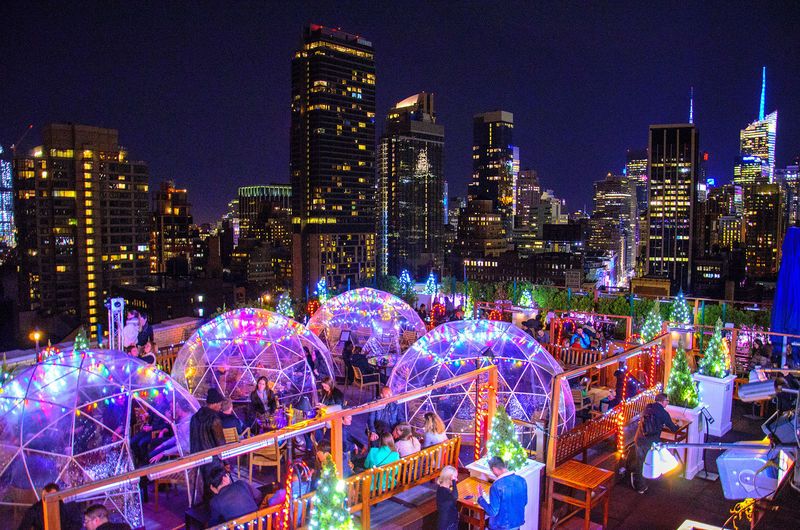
[{"left": 2, "top": 1, "right": 799, "bottom": 223}]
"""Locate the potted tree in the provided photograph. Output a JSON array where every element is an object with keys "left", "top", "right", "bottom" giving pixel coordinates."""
[
  {"left": 669, "top": 290, "right": 694, "bottom": 350},
  {"left": 692, "top": 319, "right": 736, "bottom": 437},
  {"left": 466, "top": 406, "right": 543, "bottom": 529},
  {"left": 665, "top": 347, "right": 705, "bottom": 479}
]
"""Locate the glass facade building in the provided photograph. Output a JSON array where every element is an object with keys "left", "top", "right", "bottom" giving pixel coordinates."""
[
  {"left": 647, "top": 124, "right": 698, "bottom": 292},
  {"left": 290, "top": 24, "right": 376, "bottom": 297},
  {"left": 736, "top": 111, "right": 777, "bottom": 184},
  {"left": 377, "top": 92, "right": 445, "bottom": 277}
]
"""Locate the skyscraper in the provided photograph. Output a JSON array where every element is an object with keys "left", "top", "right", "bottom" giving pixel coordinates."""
[
  {"left": 291, "top": 24, "right": 376, "bottom": 297},
  {"left": 14, "top": 124, "right": 150, "bottom": 332},
  {"left": 735, "top": 68, "right": 777, "bottom": 184},
  {"left": 744, "top": 184, "right": 784, "bottom": 278},
  {"left": 150, "top": 180, "right": 193, "bottom": 276},
  {"left": 514, "top": 169, "right": 541, "bottom": 231},
  {"left": 0, "top": 146, "right": 14, "bottom": 250},
  {"left": 625, "top": 148, "right": 649, "bottom": 216},
  {"left": 588, "top": 172, "right": 636, "bottom": 284},
  {"left": 238, "top": 185, "right": 292, "bottom": 247},
  {"left": 469, "top": 111, "right": 519, "bottom": 239},
  {"left": 647, "top": 124, "right": 699, "bottom": 292},
  {"left": 377, "top": 92, "right": 445, "bottom": 277}
]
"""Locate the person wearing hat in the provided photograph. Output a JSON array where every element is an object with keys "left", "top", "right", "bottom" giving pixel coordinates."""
[{"left": 190, "top": 387, "right": 226, "bottom": 453}]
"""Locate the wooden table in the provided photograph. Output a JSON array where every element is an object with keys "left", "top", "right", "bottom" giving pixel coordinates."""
[
  {"left": 456, "top": 476, "right": 490, "bottom": 530},
  {"left": 661, "top": 418, "right": 690, "bottom": 475},
  {"left": 547, "top": 460, "right": 614, "bottom": 530}
]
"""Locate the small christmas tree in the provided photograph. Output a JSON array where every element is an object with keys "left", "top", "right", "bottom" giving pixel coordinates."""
[
  {"left": 463, "top": 295, "right": 474, "bottom": 320},
  {"left": 276, "top": 292, "right": 294, "bottom": 318},
  {"left": 424, "top": 271, "right": 438, "bottom": 295},
  {"left": 308, "top": 455, "right": 354, "bottom": 530},
  {"left": 486, "top": 405, "right": 527, "bottom": 471},
  {"left": 669, "top": 290, "right": 692, "bottom": 326},
  {"left": 518, "top": 289, "right": 533, "bottom": 308},
  {"left": 73, "top": 327, "right": 90, "bottom": 352},
  {"left": 666, "top": 347, "right": 700, "bottom": 408},
  {"left": 640, "top": 301, "right": 662, "bottom": 343},
  {"left": 315, "top": 278, "right": 329, "bottom": 304},
  {"left": 697, "top": 319, "right": 731, "bottom": 378},
  {"left": 399, "top": 270, "right": 414, "bottom": 295}
]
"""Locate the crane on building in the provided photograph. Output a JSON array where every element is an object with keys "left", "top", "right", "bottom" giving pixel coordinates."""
[{"left": 10, "top": 124, "right": 34, "bottom": 157}]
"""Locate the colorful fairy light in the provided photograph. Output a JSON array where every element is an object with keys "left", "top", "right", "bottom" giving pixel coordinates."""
[
  {"left": 424, "top": 271, "right": 438, "bottom": 296},
  {"left": 698, "top": 319, "right": 731, "bottom": 378}
]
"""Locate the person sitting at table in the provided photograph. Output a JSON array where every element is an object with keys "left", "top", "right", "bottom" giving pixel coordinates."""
[
  {"left": 393, "top": 422, "right": 421, "bottom": 457},
  {"left": 207, "top": 466, "right": 260, "bottom": 525},
  {"left": 304, "top": 346, "right": 320, "bottom": 378},
  {"left": 367, "top": 386, "right": 405, "bottom": 443},
  {"left": 219, "top": 399, "right": 245, "bottom": 435},
  {"left": 250, "top": 376, "right": 279, "bottom": 416},
  {"left": 418, "top": 304, "right": 429, "bottom": 321},
  {"left": 318, "top": 376, "right": 344, "bottom": 407},
  {"left": 342, "top": 414, "right": 367, "bottom": 474},
  {"left": 570, "top": 327, "right": 592, "bottom": 349},
  {"left": 351, "top": 349, "right": 386, "bottom": 385},
  {"left": 748, "top": 339, "right": 772, "bottom": 370},
  {"left": 435, "top": 465, "right": 459, "bottom": 530},
  {"left": 476, "top": 456, "right": 528, "bottom": 530},
  {"left": 423, "top": 411, "right": 448, "bottom": 448},
  {"left": 364, "top": 432, "right": 400, "bottom": 490}
]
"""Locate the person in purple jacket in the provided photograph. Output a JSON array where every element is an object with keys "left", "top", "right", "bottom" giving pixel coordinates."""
[{"left": 477, "top": 457, "right": 528, "bottom": 530}]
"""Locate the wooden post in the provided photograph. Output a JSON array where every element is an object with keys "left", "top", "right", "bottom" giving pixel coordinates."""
[
  {"left": 662, "top": 334, "right": 673, "bottom": 390},
  {"left": 487, "top": 365, "right": 498, "bottom": 423},
  {"left": 43, "top": 495, "right": 61, "bottom": 530},
  {"left": 625, "top": 315, "right": 632, "bottom": 341},
  {"left": 360, "top": 474, "right": 372, "bottom": 530},
  {"left": 330, "top": 416, "right": 344, "bottom": 478},
  {"left": 545, "top": 374, "right": 563, "bottom": 475}
]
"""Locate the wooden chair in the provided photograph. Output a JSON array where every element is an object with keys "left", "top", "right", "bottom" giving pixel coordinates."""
[
  {"left": 572, "top": 388, "right": 591, "bottom": 420},
  {"left": 249, "top": 439, "right": 286, "bottom": 483},
  {"left": 222, "top": 427, "right": 250, "bottom": 478},
  {"left": 353, "top": 366, "right": 381, "bottom": 398}
]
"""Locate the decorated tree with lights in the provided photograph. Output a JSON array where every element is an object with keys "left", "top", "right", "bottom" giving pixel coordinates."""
[
  {"left": 666, "top": 347, "right": 699, "bottom": 408},
  {"left": 424, "top": 271, "right": 438, "bottom": 295},
  {"left": 463, "top": 295, "right": 475, "bottom": 320},
  {"left": 669, "top": 290, "right": 692, "bottom": 326},
  {"left": 486, "top": 405, "right": 528, "bottom": 471},
  {"left": 697, "top": 319, "right": 730, "bottom": 378},
  {"left": 315, "top": 277, "right": 329, "bottom": 304},
  {"left": 399, "top": 269, "right": 414, "bottom": 295},
  {"left": 73, "top": 327, "right": 90, "bottom": 352},
  {"left": 518, "top": 289, "right": 534, "bottom": 308},
  {"left": 276, "top": 292, "right": 294, "bottom": 318},
  {"left": 640, "top": 301, "right": 662, "bottom": 344},
  {"left": 308, "top": 455, "right": 354, "bottom": 530}
]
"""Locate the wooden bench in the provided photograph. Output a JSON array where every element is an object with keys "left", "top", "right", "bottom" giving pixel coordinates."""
[{"left": 208, "top": 436, "right": 462, "bottom": 530}]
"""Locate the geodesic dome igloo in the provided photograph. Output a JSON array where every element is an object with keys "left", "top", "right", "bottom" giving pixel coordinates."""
[
  {"left": 0, "top": 350, "right": 198, "bottom": 528},
  {"left": 307, "top": 288, "right": 427, "bottom": 354},
  {"left": 172, "top": 308, "right": 333, "bottom": 407},
  {"left": 388, "top": 320, "right": 575, "bottom": 437}
]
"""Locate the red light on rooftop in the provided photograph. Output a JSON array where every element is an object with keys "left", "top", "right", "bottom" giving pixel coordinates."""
[{"left": 703, "top": 153, "right": 709, "bottom": 161}]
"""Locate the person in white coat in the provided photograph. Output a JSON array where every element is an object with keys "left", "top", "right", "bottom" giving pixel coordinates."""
[{"left": 122, "top": 309, "right": 140, "bottom": 350}]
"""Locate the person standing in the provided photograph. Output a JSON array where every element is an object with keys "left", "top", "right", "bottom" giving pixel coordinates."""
[
  {"left": 189, "top": 388, "right": 226, "bottom": 453},
  {"left": 476, "top": 457, "right": 528, "bottom": 530},
  {"left": 435, "top": 465, "right": 459, "bottom": 530},
  {"left": 136, "top": 313, "right": 154, "bottom": 348},
  {"left": 121, "top": 310, "right": 140, "bottom": 350},
  {"left": 631, "top": 393, "right": 678, "bottom": 494}
]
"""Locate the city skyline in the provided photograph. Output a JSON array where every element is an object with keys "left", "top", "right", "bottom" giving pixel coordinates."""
[{"left": 1, "top": 2, "right": 799, "bottom": 223}]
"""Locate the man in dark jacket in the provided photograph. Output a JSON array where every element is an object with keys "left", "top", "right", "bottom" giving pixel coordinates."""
[
  {"left": 17, "top": 483, "right": 82, "bottom": 530},
  {"left": 367, "top": 386, "right": 404, "bottom": 443},
  {"left": 83, "top": 504, "right": 130, "bottom": 530},
  {"left": 631, "top": 393, "right": 678, "bottom": 493},
  {"left": 219, "top": 399, "right": 245, "bottom": 434},
  {"left": 207, "top": 466, "right": 260, "bottom": 525},
  {"left": 477, "top": 457, "right": 528, "bottom": 530},
  {"left": 190, "top": 388, "right": 226, "bottom": 453}
]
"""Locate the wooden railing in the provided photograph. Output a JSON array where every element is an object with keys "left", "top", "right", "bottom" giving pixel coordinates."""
[
  {"left": 542, "top": 343, "right": 608, "bottom": 369},
  {"left": 208, "top": 437, "right": 462, "bottom": 530}
]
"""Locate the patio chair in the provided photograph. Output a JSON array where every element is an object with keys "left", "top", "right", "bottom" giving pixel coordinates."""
[
  {"left": 572, "top": 388, "right": 592, "bottom": 420},
  {"left": 222, "top": 426, "right": 250, "bottom": 479},
  {"left": 353, "top": 366, "right": 381, "bottom": 398},
  {"left": 249, "top": 439, "right": 287, "bottom": 483}
]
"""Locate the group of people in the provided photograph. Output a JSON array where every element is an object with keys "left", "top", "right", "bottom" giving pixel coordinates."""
[
  {"left": 17, "top": 483, "right": 130, "bottom": 530},
  {"left": 121, "top": 309, "right": 155, "bottom": 363},
  {"left": 748, "top": 338, "right": 800, "bottom": 369}
]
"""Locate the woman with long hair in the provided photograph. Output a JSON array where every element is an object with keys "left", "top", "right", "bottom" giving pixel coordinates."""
[
  {"left": 435, "top": 465, "right": 459, "bottom": 530},
  {"left": 364, "top": 431, "right": 400, "bottom": 490},
  {"left": 393, "top": 423, "right": 421, "bottom": 457},
  {"left": 318, "top": 376, "right": 344, "bottom": 407},
  {"left": 422, "top": 411, "right": 448, "bottom": 448}
]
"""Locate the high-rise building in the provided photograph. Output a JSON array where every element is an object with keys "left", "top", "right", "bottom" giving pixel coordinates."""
[
  {"left": 588, "top": 173, "right": 636, "bottom": 284},
  {"left": 290, "top": 24, "right": 376, "bottom": 296},
  {"left": 514, "top": 169, "right": 541, "bottom": 231},
  {"left": 238, "top": 185, "right": 292, "bottom": 247},
  {"left": 733, "top": 155, "right": 770, "bottom": 186},
  {"left": 0, "top": 146, "right": 14, "bottom": 251},
  {"left": 469, "top": 111, "right": 519, "bottom": 239},
  {"left": 150, "top": 180, "right": 193, "bottom": 276},
  {"left": 698, "top": 183, "right": 742, "bottom": 254},
  {"left": 736, "top": 69, "right": 777, "bottom": 183},
  {"left": 775, "top": 163, "right": 800, "bottom": 228},
  {"left": 456, "top": 200, "right": 507, "bottom": 257},
  {"left": 647, "top": 124, "right": 698, "bottom": 292},
  {"left": 14, "top": 124, "right": 150, "bottom": 331},
  {"left": 744, "top": 184, "right": 784, "bottom": 278},
  {"left": 625, "top": 149, "right": 648, "bottom": 215},
  {"left": 377, "top": 92, "right": 445, "bottom": 277}
]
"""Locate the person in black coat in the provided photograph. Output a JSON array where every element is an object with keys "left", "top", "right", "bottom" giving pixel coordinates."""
[
  {"left": 631, "top": 393, "right": 678, "bottom": 493},
  {"left": 342, "top": 340, "right": 355, "bottom": 384},
  {"left": 435, "top": 465, "right": 459, "bottom": 530},
  {"left": 219, "top": 399, "right": 245, "bottom": 434},
  {"left": 189, "top": 388, "right": 226, "bottom": 453},
  {"left": 249, "top": 377, "right": 279, "bottom": 415},
  {"left": 136, "top": 313, "right": 154, "bottom": 347},
  {"left": 318, "top": 377, "right": 344, "bottom": 407},
  {"left": 82, "top": 504, "right": 131, "bottom": 530},
  {"left": 207, "top": 466, "right": 260, "bottom": 525},
  {"left": 17, "top": 483, "right": 82, "bottom": 530}
]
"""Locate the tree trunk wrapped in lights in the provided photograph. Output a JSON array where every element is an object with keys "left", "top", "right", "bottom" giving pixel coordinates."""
[
  {"left": 486, "top": 405, "right": 527, "bottom": 471},
  {"left": 697, "top": 319, "right": 731, "bottom": 378},
  {"left": 666, "top": 347, "right": 699, "bottom": 408},
  {"left": 308, "top": 455, "right": 354, "bottom": 530}
]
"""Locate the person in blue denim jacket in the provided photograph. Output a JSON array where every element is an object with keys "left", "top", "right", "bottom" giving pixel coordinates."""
[{"left": 477, "top": 456, "right": 528, "bottom": 530}]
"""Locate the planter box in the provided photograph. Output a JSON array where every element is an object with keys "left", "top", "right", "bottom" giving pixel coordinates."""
[
  {"left": 466, "top": 457, "right": 544, "bottom": 530},
  {"left": 670, "top": 326, "right": 694, "bottom": 351},
  {"left": 692, "top": 373, "right": 736, "bottom": 437},
  {"left": 666, "top": 404, "right": 705, "bottom": 480}
]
